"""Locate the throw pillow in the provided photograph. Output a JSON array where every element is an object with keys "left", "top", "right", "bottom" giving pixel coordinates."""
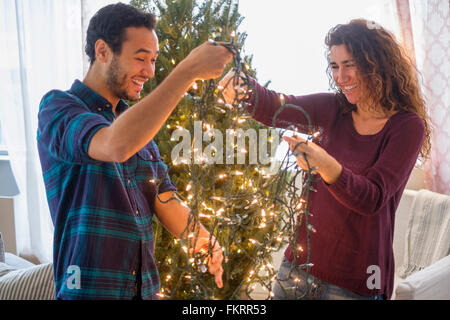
[{"left": 0, "top": 262, "right": 55, "bottom": 300}]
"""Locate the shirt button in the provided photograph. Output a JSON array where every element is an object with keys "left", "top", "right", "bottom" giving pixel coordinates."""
[
  {"left": 106, "top": 104, "right": 111, "bottom": 108},
  {"left": 135, "top": 210, "right": 139, "bottom": 216},
  {"left": 132, "top": 270, "right": 136, "bottom": 276},
  {"left": 127, "top": 179, "right": 131, "bottom": 185},
  {"left": 97, "top": 107, "right": 102, "bottom": 112}
]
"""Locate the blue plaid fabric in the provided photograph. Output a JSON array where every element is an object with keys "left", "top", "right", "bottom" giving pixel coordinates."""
[{"left": 37, "top": 80, "right": 176, "bottom": 300}]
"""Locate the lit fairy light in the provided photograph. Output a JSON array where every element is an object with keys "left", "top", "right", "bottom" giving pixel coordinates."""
[{"left": 217, "top": 173, "right": 227, "bottom": 179}]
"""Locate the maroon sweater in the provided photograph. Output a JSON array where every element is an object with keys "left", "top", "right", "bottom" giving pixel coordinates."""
[{"left": 248, "top": 81, "right": 425, "bottom": 299}]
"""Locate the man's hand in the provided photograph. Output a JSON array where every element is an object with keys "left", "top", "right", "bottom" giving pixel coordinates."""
[
  {"left": 283, "top": 135, "right": 343, "bottom": 184},
  {"left": 180, "top": 41, "right": 233, "bottom": 81},
  {"left": 191, "top": 237, "right": 224, "bottom": 288},
  {"left": 154, "top": 191, "right": 224, "bottom": 288}
]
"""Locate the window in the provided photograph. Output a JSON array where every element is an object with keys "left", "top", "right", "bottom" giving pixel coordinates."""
[{"left": 239, "top": 0, "right": 400, "bottom": 95}]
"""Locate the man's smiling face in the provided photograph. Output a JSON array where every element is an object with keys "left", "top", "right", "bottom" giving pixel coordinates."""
[{"left": 105, "top": 27, "right": 159, "bottom": 101}]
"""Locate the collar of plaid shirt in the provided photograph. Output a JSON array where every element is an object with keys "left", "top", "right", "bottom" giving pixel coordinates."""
[{"left": 69, "top": 80, "right": 128, "bottom": 117}]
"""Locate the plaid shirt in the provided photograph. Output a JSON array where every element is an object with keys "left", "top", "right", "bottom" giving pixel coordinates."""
[{"left": 37, "top": 80, "right": 176, "bottom": 300}]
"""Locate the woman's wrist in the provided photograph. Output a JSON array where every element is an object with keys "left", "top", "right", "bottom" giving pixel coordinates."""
[{"left": 320, "top": 158, "right": 343, "bottom": 185}]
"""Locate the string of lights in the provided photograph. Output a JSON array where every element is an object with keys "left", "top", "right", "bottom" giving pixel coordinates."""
[{"left": 153, "top": 34, "right": 322, "bottom": 300}]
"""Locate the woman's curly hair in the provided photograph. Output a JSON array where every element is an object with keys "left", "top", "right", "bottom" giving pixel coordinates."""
[{"left": 325, "top": 19, "right": 431, "bottom": 159}]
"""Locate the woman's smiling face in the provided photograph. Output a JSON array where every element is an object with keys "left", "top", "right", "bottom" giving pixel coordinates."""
[{"left": 329, "top": 44, "right": 362, "bottom": 105}]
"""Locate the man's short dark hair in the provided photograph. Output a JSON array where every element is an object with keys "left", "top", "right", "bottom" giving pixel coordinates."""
[{"left": 85, "top": 2, "right": 157, "bottom": 65}]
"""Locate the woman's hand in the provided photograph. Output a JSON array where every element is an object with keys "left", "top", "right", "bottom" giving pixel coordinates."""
[
  {"left": 218, "top": 69, "right": 248, "bottom": 105},
  {"left": 283, "top": 135, "right": 343, "bottom": 185}
]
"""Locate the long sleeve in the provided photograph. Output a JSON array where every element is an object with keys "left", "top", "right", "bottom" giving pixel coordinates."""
[
  {"left": 247, "top": 78, "right": 339, "bottom": 134},
  {"left": 325, "top": 112, "right": 425, "bottom": 216}
]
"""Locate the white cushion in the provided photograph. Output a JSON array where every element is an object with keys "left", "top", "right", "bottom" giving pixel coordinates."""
[
  {"left": 4, "top": 252, "right": 35, "bottom": 269},
  {"left": 0, "top": 262, "right": 55, "bottom": 300},
  {"left": 395, "top": 255, "right": 450, "bottom": 300}
]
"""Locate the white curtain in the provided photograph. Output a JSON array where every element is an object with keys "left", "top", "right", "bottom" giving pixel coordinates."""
[
  {"left": 0, "top": 0, "right": 120, "bottom": 263},
  {"left": 0, "top": 0, "right": 83, "bottom": 263},
  {"left": 408, "top": 0, "right": 450, "bottom": 195}
]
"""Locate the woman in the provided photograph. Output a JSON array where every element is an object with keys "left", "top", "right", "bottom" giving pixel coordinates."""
[{"left": 220, "top": 19, "right": 430, "bottom": 300}]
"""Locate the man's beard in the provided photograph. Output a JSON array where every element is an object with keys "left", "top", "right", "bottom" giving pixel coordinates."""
[{"left": 106, "top": 55, "right": 139, "bottom": 101}]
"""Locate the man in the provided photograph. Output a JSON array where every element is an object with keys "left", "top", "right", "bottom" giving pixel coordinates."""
[{"left": 37, "top": 3, "right": 232, "bottom": 300}]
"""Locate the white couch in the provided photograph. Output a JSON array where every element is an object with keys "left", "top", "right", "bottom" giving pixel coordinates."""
[
  {"left": 248, "top": 187, "right": 450, "bottom": 300},
  {"left": 392, "top": 189, "right": 450, "bottom": 299},
  {"left": 0, "top": 233, "right": 55, "bottom": 300}
]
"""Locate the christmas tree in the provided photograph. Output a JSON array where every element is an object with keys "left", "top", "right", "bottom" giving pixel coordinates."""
[{"left": 129, "top": 0, "right": 315, "bottom": 300}]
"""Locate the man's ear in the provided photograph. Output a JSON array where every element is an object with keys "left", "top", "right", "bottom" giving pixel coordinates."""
[{"left": 94, "top": 39, "right": 111, "bottom": 63}]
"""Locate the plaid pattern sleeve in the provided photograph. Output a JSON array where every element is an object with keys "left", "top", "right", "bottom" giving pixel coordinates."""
[
  {"left": 37, "top": 90, "right": 110, "bottom": 165},
  {"left": 37, "top": 80, "right": 177, "bottom": 300}
]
